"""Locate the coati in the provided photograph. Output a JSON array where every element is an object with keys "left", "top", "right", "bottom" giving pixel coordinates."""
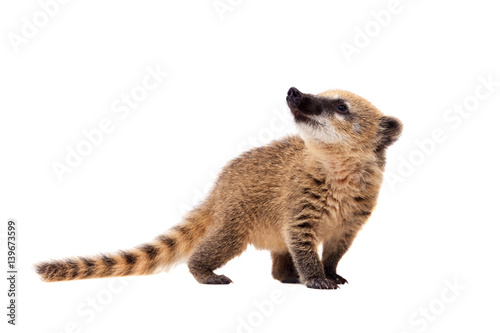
[{"left": 35, "top": 87, "right": 402, "bottom": 289}]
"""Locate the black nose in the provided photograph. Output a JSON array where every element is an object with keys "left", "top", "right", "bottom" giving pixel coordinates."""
[{"left": 287, "top": 87, "right": 303, "bottom": 107}]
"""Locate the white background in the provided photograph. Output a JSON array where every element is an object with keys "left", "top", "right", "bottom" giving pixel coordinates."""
[{"left": 1, "top": 0, "right": 499, "bottom": 332}]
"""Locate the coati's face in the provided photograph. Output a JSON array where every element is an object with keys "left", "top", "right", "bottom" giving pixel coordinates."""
[{"left": 286, "top": 87, "right": 402, "bottom": 152}]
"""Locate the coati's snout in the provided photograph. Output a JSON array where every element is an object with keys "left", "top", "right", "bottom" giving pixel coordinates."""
[
  {"left": 286, "top": 87, "right": 323, "bottom": 124},
  {"left": 286, "top": 87, "right": 303, "bottom": 108}
]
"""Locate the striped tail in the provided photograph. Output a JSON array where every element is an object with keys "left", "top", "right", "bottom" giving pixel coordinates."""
[{"left": 35, "top": 211, "right": 209, "bottom": 282}]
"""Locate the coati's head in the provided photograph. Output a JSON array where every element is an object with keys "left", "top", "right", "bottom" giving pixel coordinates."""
[{"left": 286, "top": 87, "right": 402, "bottom": 154}]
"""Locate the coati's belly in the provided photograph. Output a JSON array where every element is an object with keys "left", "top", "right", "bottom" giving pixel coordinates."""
[{"left": 248, "top": 226, "right": 288, "bottom": 252}]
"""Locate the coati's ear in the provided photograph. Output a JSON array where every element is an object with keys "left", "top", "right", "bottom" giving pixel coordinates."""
[{"left": 377, "top": 116, "right": 403, "bottom": 149}]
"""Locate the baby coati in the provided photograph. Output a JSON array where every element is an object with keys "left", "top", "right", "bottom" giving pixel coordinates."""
[{"left": 35, "top": 87, "right": 402, "bottom": 289}]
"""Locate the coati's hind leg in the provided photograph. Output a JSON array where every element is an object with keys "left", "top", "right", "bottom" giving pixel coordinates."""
[
  {"left": 271, "top": 251, "right": 300, "bottom": 284},
  {"left": 187, "top": 219, "right": 247, "bottom": 284}
]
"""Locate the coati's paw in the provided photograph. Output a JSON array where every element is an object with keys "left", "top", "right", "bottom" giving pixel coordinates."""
[
  {"left": 306, "top": 278, "right": 339, "bottom": 290},
  {"left": 203, "top": 274, "right": 233, "bottom": 285},
  {"left": 280, "top": 277, "right": 301, "bottom": 284},
  {"left": 327, "top": 273, "right": 348, "bottom": 285}
]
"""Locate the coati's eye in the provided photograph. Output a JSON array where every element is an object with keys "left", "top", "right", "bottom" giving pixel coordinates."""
[{"left": 336, "top": 104, "right": 348, "bottom": 113}]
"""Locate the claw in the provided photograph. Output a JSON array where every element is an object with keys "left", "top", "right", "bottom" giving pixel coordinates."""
[
  {"left": 204, "top": 274, "right": 233, "bottom": 284},
  {"left": 306, "top": 278, "right": 339, "bottom": 290},
  {"left": 328, "top": 273, "right": 348, "bottom": 285}
]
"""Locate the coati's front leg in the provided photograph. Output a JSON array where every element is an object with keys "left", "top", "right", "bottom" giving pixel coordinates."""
[
  {"left": 187, "top": 219, "right": 247, "bottom": 284},
  {"left": 285, "top": 215, "right": 338, "bottom": 290},
  {"left": 322, "top": 230, "right": 357, "bottom": 285}
]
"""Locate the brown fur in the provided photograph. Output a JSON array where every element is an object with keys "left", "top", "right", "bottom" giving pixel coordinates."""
[{"left": 35, "top": 88, "right": 402, "bottom": 289}]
